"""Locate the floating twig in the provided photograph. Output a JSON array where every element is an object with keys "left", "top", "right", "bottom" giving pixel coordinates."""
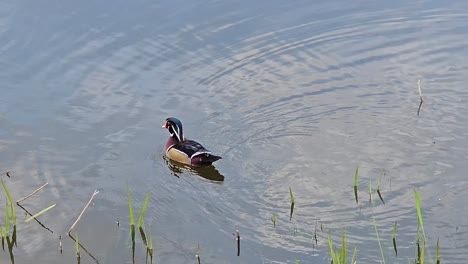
[
  {"left": 6, "top": 171, "right": 11, "bottom": 178},
  {"left": 16, "top": 182, "right": 49, "bottom": 204},
  {"left": 67, "top": 190, "right": 100, "bottom": 263},
  {"left": 67, "top": 190, "right": 99, "bottom": 235}
]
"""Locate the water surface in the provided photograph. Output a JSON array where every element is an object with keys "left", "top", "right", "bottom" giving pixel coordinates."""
[{"left": 1, "top": 0, "right": 468, "bottom": 263}]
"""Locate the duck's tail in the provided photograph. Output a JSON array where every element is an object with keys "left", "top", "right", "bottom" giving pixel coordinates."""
[{"left": 192, "top": 153, "right": 222, "bottom": 166}]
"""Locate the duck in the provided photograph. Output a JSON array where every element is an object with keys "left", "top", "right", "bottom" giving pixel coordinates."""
[{"left": 162, "top": 117, "right": 222, "bottom": 166}]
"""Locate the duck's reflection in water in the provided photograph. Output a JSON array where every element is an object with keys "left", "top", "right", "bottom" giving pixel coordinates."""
[{"left": 163, "top": 156, "right": 225, "bottom": 182}]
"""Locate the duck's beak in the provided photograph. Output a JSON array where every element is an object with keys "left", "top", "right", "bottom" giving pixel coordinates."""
[{"left": 162, "top": 122, "right": 167, "bottom": 128}]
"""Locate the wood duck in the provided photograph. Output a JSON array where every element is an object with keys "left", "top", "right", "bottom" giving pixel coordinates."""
[{"left": 162, "top": 117, "right": 222, "bottom": 166}]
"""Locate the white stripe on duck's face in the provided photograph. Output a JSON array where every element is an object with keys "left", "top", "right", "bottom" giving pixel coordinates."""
[{"left": 170, "top": 124, "right": 184, "bottom": 142}]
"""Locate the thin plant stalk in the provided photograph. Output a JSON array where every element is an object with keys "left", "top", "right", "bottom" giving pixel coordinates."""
[
  {"left": 414, "top": 190, "right": 426, "bottom": 241},
  {"left": 392, "top": 221, "right": 398, "bottom": 256},
  {"left": 351, "top": 247, "right": 357, "bottom": 264},
  {"left": 289, "top": 187, "right": 295, "bottom": 220},
  {"left": 376, "top": 176, "right": 385, "bottom": 204},
  {"left": 354, "top": 166, "right": 359, "bottom": 204},
  {"left": 196, "top": 244, "right": 200, "bottom": 264},
  {"left": 137, "top": 193, "right": 150, "bottom": 229},
  {"left": 2, "top": 179, "right": 16, "bottom": 227},
  {"left": 372, "top": 217, "right": 385, "bottom": 264}
]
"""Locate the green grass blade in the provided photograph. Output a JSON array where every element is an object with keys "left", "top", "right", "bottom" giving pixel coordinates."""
[
  {"left": 138, "top": 193, "right": 150, "bottom": 228},
  {"left": 354, "top": 166, "right": 359, "bottom": 204},
  {"left": 271, "top": 214, "right": 276, "bottom": 228},
  {"left": 377, "top": 186, "right": 385, "bottom": 204},
  {"left": 1, "top": 180, "right": 16, "bottom": 226},
  {"left": 289, "top": 187, "right": 295, "bottom": 204},
  {"left": 341, "top": 231, "right": 347, "bottom": 264},
  {"left": 414, "top": 190, "right": 426, "bottom": 241},
  {"left": 0, "top": 227, "right": 4, "bottom": 251},
  {"left": 351, "top": 246, "right": 357, "bottom": 264},
  {"left": 289, "top": 187, "right": 295, "bottom": 220},
  {"left": 372, "top": 217, "right": 385, "bottom": 264},
  {"left": 436, "top": 238, "right": 440, "bottom": 264},
  {"left": 75, "top": 232, "right": 80, "bottom": 256},
  {"left": 392, "top": 221, "right": 398, "bottom": 256},
  {"left": 377, "top": 174, "right": 384, "bottom": 204},
  {"left": 327, "top": 234, "right": 334, "bottom": 263},
  {"left": 420, "top": 238, "right": 425, "bottom": 264},
  {"left": 139, "top": 226, "right": 148, "bottom": 246},
  {"left": 149, "top": 232, "right": 153, "bottom": 258},
  {"left": 5, "top": 201, "right": 9, "bottom": 234},
  {"left": 127, "top": 185, "right": 135, "bottom": 227},
  {"left": 25, "top": 204, "right": 56, "bottom": 222}
]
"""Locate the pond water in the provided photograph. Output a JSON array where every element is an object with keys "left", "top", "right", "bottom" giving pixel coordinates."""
[{"left": 1, "top": 0, "right": 468, "bottom": 263}]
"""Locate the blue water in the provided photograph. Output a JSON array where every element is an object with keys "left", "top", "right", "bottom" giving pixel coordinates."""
[{"left": 1, "top": 0, "right": 468, "bottom": 263}]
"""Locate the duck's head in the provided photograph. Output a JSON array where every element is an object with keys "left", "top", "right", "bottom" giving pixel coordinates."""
[{"left": 162, "top": 117, "right": 184, "bottom": 142}]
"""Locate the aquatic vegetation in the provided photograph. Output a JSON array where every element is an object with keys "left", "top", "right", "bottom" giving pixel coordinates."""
[
  {"left": 354, "top": 166, "right": 359, "bottom": 204},
  {"left": 271, "top": 214, "right": 276, "bottom": 228},
  {"left": 0, "top": 168, "right": 444, "bottom": 264},
  {"left": 75, "top": 232, "right": 80, "bottom": 260},
  {"left": 1, "top": 179, "right": 16, "bottom": 264},
  {"left": 127, "top": 186, "right": 153, "bottom": 263},
  {"left": 372, "top": 217, "right": 385, "bottom": 264},
  {"left": 235, "top": 230, "right": 240, "bottom": 256},
  {"left": 376, "top": 176, "right": 385, "bottom": 205},
  {"left": 196, "top": 244, "right": 200, "bottom": 264},
  {"left": 327, "top": 231, "right": 356, "bottom": 264},
  {"left": 289, "top": 187, "right": 295, "bottom": 220},
  {"left": 392, "top": 221, "right": 398, "bottom": 256}
]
